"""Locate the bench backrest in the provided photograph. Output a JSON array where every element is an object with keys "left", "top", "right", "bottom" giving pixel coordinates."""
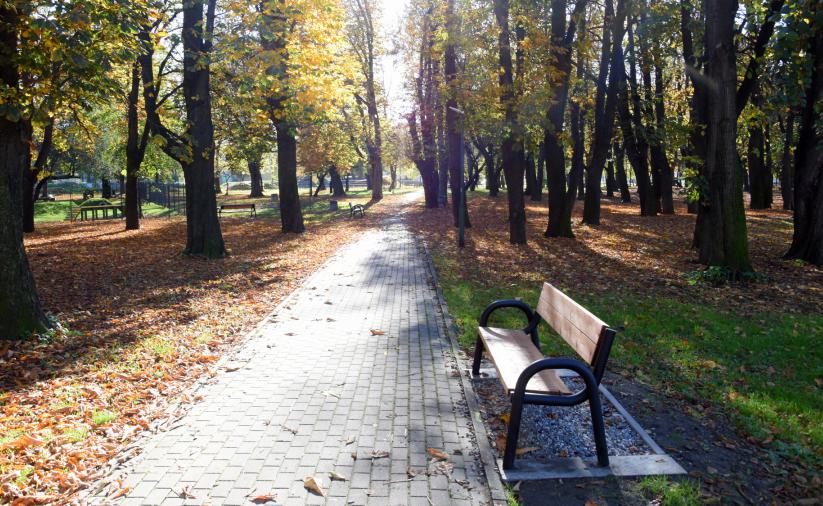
[{"left": 535, "top": 282, "right": 617, "bottom": 381}]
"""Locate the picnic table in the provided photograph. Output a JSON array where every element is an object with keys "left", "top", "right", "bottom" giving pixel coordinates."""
[{"left": 70, "top": 204, "right": 125, "bottom": 222}]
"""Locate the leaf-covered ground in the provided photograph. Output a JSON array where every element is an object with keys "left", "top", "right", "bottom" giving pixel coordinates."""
[
  {"left": 0, "top": 193, "right": 398, "bottom": 503},
  {"left": 407, "top": 191, "right": 823, "bottom": 502}
]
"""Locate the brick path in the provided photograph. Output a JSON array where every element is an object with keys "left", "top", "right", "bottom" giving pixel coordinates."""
[{"left": 97, "top": 203, "right": 496, "bottom": 505}]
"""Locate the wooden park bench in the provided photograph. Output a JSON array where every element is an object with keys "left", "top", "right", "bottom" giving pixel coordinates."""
[
  {"left": 219, "top": 202, "right": 256, "bottom": 218},
  {"left": 472, "top": 282, "right": 620, "bottom": 470},
  {"left": 349, "top": 203, "right": 365, "bottom": 218}
]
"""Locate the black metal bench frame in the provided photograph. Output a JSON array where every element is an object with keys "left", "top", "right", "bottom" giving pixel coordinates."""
[
  {"left": 349, "top": 203, "right": 365, "bottom": 218},
  {"left": 472, "top": 298, "right": 618, "bottom": 470}
]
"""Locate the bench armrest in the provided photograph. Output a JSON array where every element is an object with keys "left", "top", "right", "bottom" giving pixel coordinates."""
[
  {"left": 479, "top": 299, "right": 540, "bottom": 347},
  {"left": 515, "top": 357, "right": 598, "bottom": 403}
]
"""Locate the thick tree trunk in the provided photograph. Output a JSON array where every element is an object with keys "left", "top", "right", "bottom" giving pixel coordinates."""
[
  {"left": 389, "top": 164, "right": 397, "bottom": 190},
  {"left": 780, "top": 113, "right": 795, "bottom": 210},
  {"left": 330, "top": 166, "right": 346, "bottom": 197},
  {"left": 786, "top": 14, "right": 823, "bottom": 265},
  {"left": 407, "top": 111, "right": 439, "bottom": 208},
  {"left": 248, "top": 158, "right": 264, "bottom": 198},
  {"left": 125, "top": 63, "right": 144, "bottom": 230},
  {"left": 0, "top": 4, "right": 49, "bottom": 338},
  {"left": 495, "top": 0, "right": 526, "bottom": 244},
  {"left": 698, "top": 0, "right": 751, "bottom": 273},
  {"left": 276, "top": 124, "right": 305, "bottom": 233},
  {"left": 181, "top": 0, "right": 225, "bottom": 257}
]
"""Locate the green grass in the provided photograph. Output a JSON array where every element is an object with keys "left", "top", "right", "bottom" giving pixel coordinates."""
[
  {"left": 34, "top": 200, "right": 176, "bottom": 223},
  {"left": 15, "top": 465, "right": 35, "bottom": 485},
  {"left": 63, "top": 426, "right": 89, "bottom": 442},
  {"left": 639, "top": 477, "right": 701, "bottom": 506},
  {"left": 432, "top": 254, "right": 823, "bottom": 466},
  {"left": 91, "top": 410, "right": 117, "bottom": 426}
]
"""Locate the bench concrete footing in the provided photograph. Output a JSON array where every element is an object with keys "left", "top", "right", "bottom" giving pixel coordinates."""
[{"left": 498, "top": 454, "right": 686, "bottom": 481}]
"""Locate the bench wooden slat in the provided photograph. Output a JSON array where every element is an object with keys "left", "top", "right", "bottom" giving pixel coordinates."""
[
  {"left": 536, "top": 283, "right": 606, "bottom": 364},
  {"left": 478, "top": 327, "right": 571, "bottom": 395}
]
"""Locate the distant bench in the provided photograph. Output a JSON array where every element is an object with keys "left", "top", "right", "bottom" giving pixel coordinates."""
[
  {"left": 472, "top": 282, "right": 619, "bottom": 469},
  {"left": 69, "top": 205, "right": 125, "bottom": 222},
  {"left": 349, "top": 203, "right": 365, "bottom": 218},
  {"left": 219, "top": 203, "right": 256, "bottom": 218}
]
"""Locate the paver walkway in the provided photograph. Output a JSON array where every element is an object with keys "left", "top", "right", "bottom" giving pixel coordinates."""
[{"left": 98, "top": 199, "right": 496, "bottom": 505}]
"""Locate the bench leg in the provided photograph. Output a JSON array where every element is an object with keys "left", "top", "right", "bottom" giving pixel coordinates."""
[
  {"left": 589, "top": 390, "right": 609, "bottom": 467},
  {"left": 471, "top": 337, "right": 484, "bottom": 376},
  {"left": 503, "top": 389, "right": 526, "bottom": 469}
]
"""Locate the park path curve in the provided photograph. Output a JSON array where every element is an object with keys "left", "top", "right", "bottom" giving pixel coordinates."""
[{"left": 96, "top": 194, "right": 498, "bottom": 506}]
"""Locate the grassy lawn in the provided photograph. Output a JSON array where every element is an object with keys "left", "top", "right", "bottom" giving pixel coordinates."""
[{"left": 435, "top": 264, "right": 822, "bottom": 462}]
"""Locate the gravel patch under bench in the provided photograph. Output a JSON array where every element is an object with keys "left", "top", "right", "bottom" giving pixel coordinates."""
[{"left": 473, "top": 369, "right": 652, "bottom": 463}]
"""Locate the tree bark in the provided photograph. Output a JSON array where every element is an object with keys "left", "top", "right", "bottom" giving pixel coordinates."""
[
  {"left": 780, "top": 112, "right": 795, "bottom": 210},
  {"left": 614, "top": 140, "right": 631, "bottom": 202},
  {"left": 583, "top": 0, "right": 621, "bottom": 225},
  {"left": 786, "top": 12, "right": 823, "bottom": 265},
  {"left": 407, "top": 111, "right": 439, "bottom": 207},
  {"left": 544, "top": 0, "right": 588, "bottom": 237},
  {"left": 140, "top": 1, "right": 225, "bottom": 256},
  {"left": 445, "top": 0, "right": 470, "bottom": 228},
  {"left": 652, "top": 61, "right": 675, "bottom": 214},
  {"left": 699, "top": 0, "right": 752, "bottom": 273},
  {"left": 261, "top": 2, "right": 305, "bottom": 233},
  {"left": 330, "top": 165, "right": 346, "bottom": 197},
  {"left": 534, "top": 142, "right": 545, "bottom": 201},
  {"left": 248, "top": 157, "right": 264, "bottom": 198},
  {"left": 0, "top": 3, "right": 49, "bottom": 338},
  {"left": 125, "top": 62, "right": 148, "bottom": 231},
  {"left": 495, "top": 0, "right": 526, "bottom": 244}
]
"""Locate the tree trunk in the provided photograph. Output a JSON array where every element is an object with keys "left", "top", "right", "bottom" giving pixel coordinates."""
[
  {"left": 330, "top": 165, "right": 346, "bottom": 197},
  {"left": 605, "top": 159, "right": 616, "bottom": 197},
  {"left": 748, "top": 123, "right": 770, "bottom": 210},
  {"left": 495, "top": 0, "right": 526, "bottom": 243},
  {"left": 544, "top": 0, "right": 588, "bottom": 237},
  {"left": 0, "top": 4, "right": 49, "bottom": 338},
  {"left": 313, "top": 171, "right": 326, "bottom": 197},
  {"left": 389, "top": 164, "right": 397, "bottom": 190},
  {"left": 407, "top": 111, "right": 439, "bottom": 208},
  {"left": 786, "top": 13, "right": 823, "bottom": 265},
  {"left": 445, "top": 0, "right": 470, "bottom": 228},
  {"left": 275, "top": 124, "right": 305, "bottom": 232},
  {"left": 180, "top": 0, "right": 225, "bottom": 257},
  {"left": 534, "top": 143, "right": 544, "bottom": 201},
  {"left": 125, "top": 62, "right": 147, "bottom": 231},
  {"left": 248, "top": 157, "right": 264, "bottom": 198},
  {"left": 525, "top": 151, "right": 536, "bottom": 198},
  {"left": 614, "top": 140, "right": 631, "bottom": 202},
  {"left": 101, "top": 178, "right": 113, "bottom": 199},
  {"left": 780, "top": 112, "right": 795, "bottom": 210},
  {"left": 698, "top": 0, "right": 752, "bottom": 273},
  {"left": 583, "top": 0, "right": 621, "bottom": 225},
  {"left": 651, "top": 62, "right": 674, "bottom": 214}
]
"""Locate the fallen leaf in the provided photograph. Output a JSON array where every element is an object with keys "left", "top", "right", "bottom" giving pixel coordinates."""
[
  {"left": 516, "top": 447, "right": 538, "bottom": 456},
  {"left": 427, "top": 448, "right": 449, "bottom": 461},
  {"left": 1, "top": 434, "right": 46, "bottom": 451},
  {"left": 109, "top": 487, "right": 130, "bottom": 500},
  {"left": 369, "top": 329, "right": 386, "bottom": 335},
  {"left": 178, "top": 485, "right": 196, "bottom": 499},
  {"left": 250, "top": 493, "right": 277, "bottom": 503},
  {"left": 329, "top": 471, "right": 347, "bottom": 481},
  {"left": 303, "top": 476, "right": 325, "bottom": 497},
  {"left": 369, "top": 450, "right": 390, "bottom": 459},
  {"left": 496, "top": 434, "right": 507, "bottom": 454}
]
